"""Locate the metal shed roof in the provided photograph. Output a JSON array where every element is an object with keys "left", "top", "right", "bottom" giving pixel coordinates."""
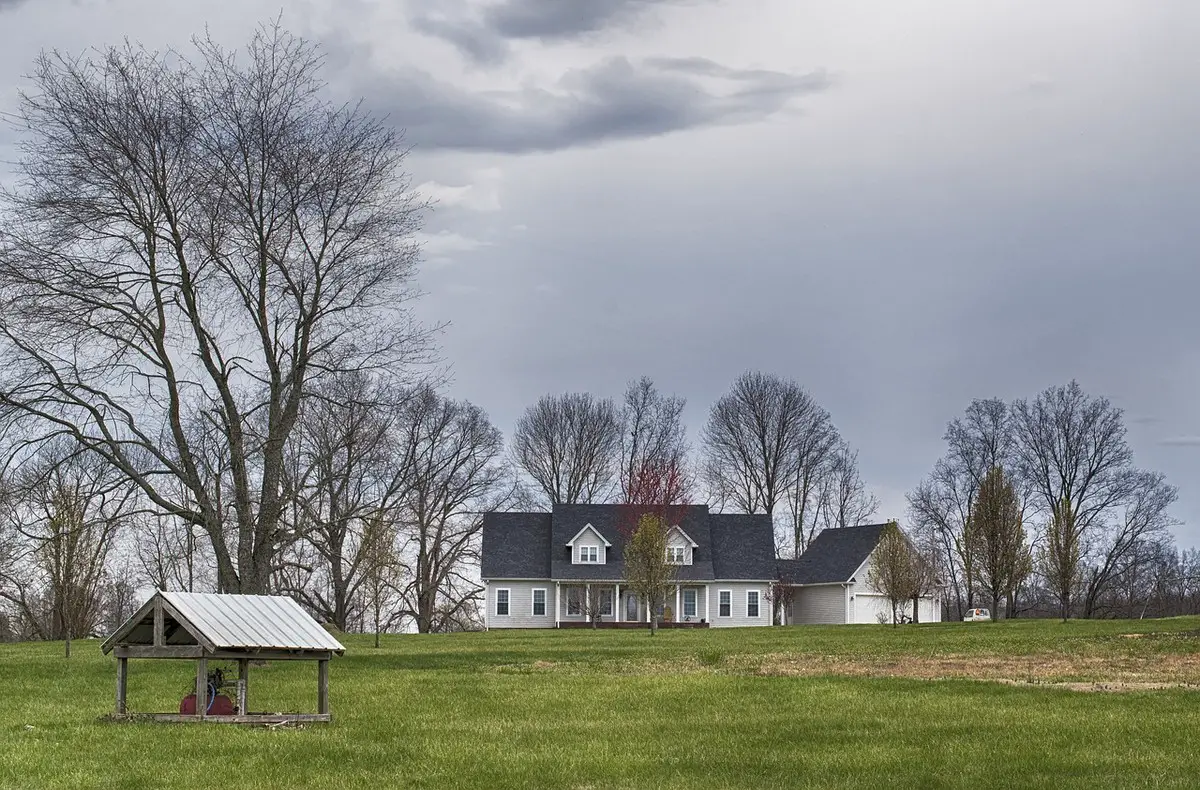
[{"left": 102, "top": 591, "right": 345, "bottom": 655}]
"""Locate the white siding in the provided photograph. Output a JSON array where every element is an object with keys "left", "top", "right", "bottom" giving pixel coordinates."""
[
  {"left": 707, "top": 582, "right": 771, "bottom": 628},
  {"left": 485, "top": 581, "right": 555, "bottom": 629},
  {"left": 665, "top": 529, "right": 694, "bottom": 565},
  {"left": 791, "top": 585, "right": 848, "bottom": 624},
  {"left": 850, "top": 590, "right": 942, "bottom": 624}
]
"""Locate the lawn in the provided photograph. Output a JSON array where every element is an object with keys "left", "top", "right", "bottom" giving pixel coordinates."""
[{"left": 2, "top": 618, "right": 1200, "bottom": 789}]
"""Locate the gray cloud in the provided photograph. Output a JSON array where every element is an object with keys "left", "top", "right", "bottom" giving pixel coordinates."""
[
  {"left": 336, "top": 50, "right": 830, "bottom": 153},
  {"left": 1161, "top": 437, "right": 1200, "bottom": 447},
  {"left": 409, "top": 0, "right": 704, "bottom": 64},
  {"left": 0, "top": 0, "right": 29, "bottom": 9}
]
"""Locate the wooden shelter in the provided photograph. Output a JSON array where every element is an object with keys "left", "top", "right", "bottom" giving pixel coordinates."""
[{"left": 101, "top": 591, "right": 345, "bottom": 724}]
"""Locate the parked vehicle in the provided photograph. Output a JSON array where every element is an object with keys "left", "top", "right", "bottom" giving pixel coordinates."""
[{"left": 962, "top": 608, "right": 992, "bottom": 622}]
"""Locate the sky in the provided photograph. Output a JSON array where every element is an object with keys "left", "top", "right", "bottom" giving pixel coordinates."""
[{"left": 0, "top": 0, "right": 1197, "bottom": 544}]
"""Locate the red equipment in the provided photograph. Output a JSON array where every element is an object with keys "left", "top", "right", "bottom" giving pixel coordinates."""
[{"left": 179, "top": 692, "right": 236, "bottom": 715}]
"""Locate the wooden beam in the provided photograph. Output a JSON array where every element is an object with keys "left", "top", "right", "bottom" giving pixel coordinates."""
[
  {"left": 115, "top": 657, "right": 127, "bottom": 715},
  {"left": 195, "top": 657, "right": 207, "bottom": 719},
  {"left": 113, "top": 646, "right": 333, "bottom": 661},
  {"left": 237, "top": 658, "right": 248, "bottom": 715},
  {"left": 317, "top": 659, "right": 329, "bottom": 716},
  {"left": 160, "top": 598, "right": 217, "bottom": 653}
]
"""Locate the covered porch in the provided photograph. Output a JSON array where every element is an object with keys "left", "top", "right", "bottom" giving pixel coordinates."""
[{"left": 553, "top": 582, "right": 710, "bottom": 627}]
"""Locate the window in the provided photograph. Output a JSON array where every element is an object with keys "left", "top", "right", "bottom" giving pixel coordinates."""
[
  {"left": 532, "top": 588, "right": 547, "bottom": 617},
  {"left": 577, "top": 545, "right": 599, "bottom": 563},
  {"left": 666, "top": 546, "right": 686, "bottom": 564},
  {"left": 682, "top": 589, "right": 697, "bottom": 618},
  {"left": 747, "top": 590, "right": 760, "bottom": 619},
  {"left": 495, "top": 588, "right": 510, "bottom": 617},
  {"left": 598, "top": 588, "right": 614, "bottom": 617},
  {"left": 566, "top": 587, "right": 584, "bottom": 616},
  {"left": 718, "top": 590, "right": 732, "bottom": 618}
]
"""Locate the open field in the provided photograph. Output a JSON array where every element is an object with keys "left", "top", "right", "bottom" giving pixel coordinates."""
[{"left": 3, "top": 617, "right": 1200, "bottom": 789}]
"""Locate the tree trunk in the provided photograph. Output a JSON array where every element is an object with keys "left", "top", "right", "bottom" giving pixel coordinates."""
[
  {"left": 992, "top": 594, "right": 1001, "bottom": 622},
  {"left": 1006, "top": 589, "right": 1017, "bottom": 619},
  {"left": 911, "top": 595, "right": 920, "bottom": 624}
]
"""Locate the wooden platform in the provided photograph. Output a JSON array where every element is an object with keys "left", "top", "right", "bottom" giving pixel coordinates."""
[
  {"left": 557, "top": 621, "right": 709, "bottom": 629},
  {"left": 105, "top": 712, "right": 331, "bottom": 725}
]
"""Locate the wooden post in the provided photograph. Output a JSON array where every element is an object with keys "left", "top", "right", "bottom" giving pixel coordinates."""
[
  {"left": 237, "top": 658, "right": 249, "bottom": 715},
  {"left": 195, "top": 657, "right": 207, "bottom": 718},
  {"left": 614, "top": 583, "right": 620, "bottom": 623},
  {"left": 115, "top": 657, "right": 128, "bottom": 715},
  {"left": 317, "top": 660, "right": 330, "bottom": 716},
  {"left": 153, "top": 599, "right": 164, "bottom": 647}
]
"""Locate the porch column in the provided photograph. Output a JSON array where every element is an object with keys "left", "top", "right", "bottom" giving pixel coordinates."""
[
  {"left": 614, "top": 583, "right": 621, "bottom": 622},
  {"left": 704, "top": 584, "right": 710, "bottom": 621},
  {"left": 237, "top": 658, "right": 249, "bottom": 715},
  {"left": 675, "top": 586, "right": 681, "bottom": 623},
  {"left": 555, "top": 582, "right": 561, "bottom": 627},
  {"left": 585, "top": 583, "right": 591, "bottom": 622}
]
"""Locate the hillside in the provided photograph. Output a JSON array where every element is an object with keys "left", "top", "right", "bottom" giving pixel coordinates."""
[{"left": 3, "top": 618, "right": 1200, "bottom": 789}]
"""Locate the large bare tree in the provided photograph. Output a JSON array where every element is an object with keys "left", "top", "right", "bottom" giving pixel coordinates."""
[
  {"left": 511, "top": 393, "right": 620, "bottom": 505},
  {"left": 393, "top": 387, "right": 513, "bottom": 633},
  {"left": 785, "top": 442, "right": 878, "bottom": 557},
  {"left": 0, "top": 27, "right": 432, "bottom": 593},
  {"left": 619, "top": 377, "right": 690, "bottom": 501},
  {"left": 702, "top": 371, "right": 836, "bottom": 519}
]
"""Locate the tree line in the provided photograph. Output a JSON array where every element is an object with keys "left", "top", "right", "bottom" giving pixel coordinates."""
[{"left": 0, "top": 26, "right": 1190, "bottom": 645}]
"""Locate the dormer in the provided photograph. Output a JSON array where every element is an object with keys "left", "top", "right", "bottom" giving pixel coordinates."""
[
  {"left": 567, "top": 523, "right": 611, "bottom": 565},
  {"left": 664, "top": 525, "right": 699, "bottom": 565}
]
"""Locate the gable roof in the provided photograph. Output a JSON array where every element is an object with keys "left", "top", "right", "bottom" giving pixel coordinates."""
[
  {"left": 481, "top": 511, "right": 552, "bottom": 578},
  {"left": 102, "top": 591, "right": 345, "bottom": 655},
  {"left": 565, "top": 523, "right": 611, "bottom": 546},
  {"left": 777, "top": 523, "right": 890, "bottom": 585},
  {"left": 666, "top": 525, "right": 699, "bottom": 548}
]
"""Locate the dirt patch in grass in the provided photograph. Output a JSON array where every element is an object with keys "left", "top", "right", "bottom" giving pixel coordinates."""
[{"left": 743, "top": 651, "right": 1200, "bottom": 691}]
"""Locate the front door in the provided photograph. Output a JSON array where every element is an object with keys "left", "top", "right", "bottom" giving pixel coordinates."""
[{"left": 626, "top": 592, "right": 639, "bottom": 622}]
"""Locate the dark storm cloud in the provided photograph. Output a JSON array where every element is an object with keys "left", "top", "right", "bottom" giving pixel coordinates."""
[
  {"left": 0, "top": 0, "right": 30, "bottom": 9},
  {"left": 409, "top": 0, "right": 705, "bottom": 64},
  {"left": 334, "top": 48, "right": 830, "bottom": 153}
]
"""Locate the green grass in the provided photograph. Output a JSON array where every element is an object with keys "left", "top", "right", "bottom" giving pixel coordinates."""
[{"left": 2, "top": 618, "right": 1200, "bottom": 789}]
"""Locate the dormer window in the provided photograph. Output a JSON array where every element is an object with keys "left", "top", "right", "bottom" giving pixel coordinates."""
[
  {"left": 567, "top": 523, "right": 610, "bottom": 565},
  {"left": 666, "top": 546, "right": 686, "bottom": 564}
]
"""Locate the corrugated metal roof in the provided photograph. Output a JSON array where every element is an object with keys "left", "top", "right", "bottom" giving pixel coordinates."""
[{"left": 162, "top": 591, "right": 345, "bottom": 653}]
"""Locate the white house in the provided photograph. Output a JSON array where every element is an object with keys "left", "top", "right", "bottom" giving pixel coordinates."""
[
  {"left": 480, "top": 504, "right": 776, "bottom": 629},
  {"left": 777, "top": 524, "right": 942, "bottom": 624}
]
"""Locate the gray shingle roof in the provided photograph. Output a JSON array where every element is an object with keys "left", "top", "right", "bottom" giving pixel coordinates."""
[
  {"left": 481, "top": 511, "right": 552, "bottom": 578},
  {"left": 481, "top": 504, "right": 776, "bottom": 582},
  {"left": 709, "top": 513, "right": 777, "bottom": 580},
  {"left": 777, "top": 523, "right": 889, "bottom": 584}
]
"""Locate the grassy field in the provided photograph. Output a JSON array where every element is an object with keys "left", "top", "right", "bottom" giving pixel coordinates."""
[{"left": 3, "top": 617, "right": 1200, "bottom": 789}]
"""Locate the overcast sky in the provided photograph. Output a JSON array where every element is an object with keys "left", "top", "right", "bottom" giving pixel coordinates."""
[{"left": 1, "top": 0, "right": 1197, "bottom": 543}]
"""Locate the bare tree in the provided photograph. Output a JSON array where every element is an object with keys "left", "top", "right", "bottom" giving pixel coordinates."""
[
  {"left": 0, "top": 442, "right": 135, "bottom": 655},
  {"left": 1012, "top": 382, "right": 1134, "bottom": 542},
  {"left": 1080, "top": 470, "right": 1177, "bottom": 618},
  {"left": 969, "top": 466, "right": 1029, "bottom": 620},
  {"left": 702, "top": 371, "right": 836, "bottom": 519},
  {"left": 619, "top": 459, "right": 690, "bottom": 636},
  {"left": 907, "top": 398, "right": 1014, "bottom": 619},
  {"left": 359, "top": 511, "right": 404, "bottom": 647},
  {"left": 787, "top": 441, "right": 883, "bottom": 554},
  {"left": 393, "top": 387, "right": 513, "bottom": 633},
  {"left": 619, "top": 377, "right": 689, "bottom": 500},
  {"left": 276, "top": 372, "right": 408, "bottom": 630},
  {"left": 0, "top": 26, "right": 433, "bottom": 594},
  {"left": 135, "top": 513, "right": 213, "bottom": 593},
  {"left": 511, "top": 393, "right": 620, "bottom": 505}
]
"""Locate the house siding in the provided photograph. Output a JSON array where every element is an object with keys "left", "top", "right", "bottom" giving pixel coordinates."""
[
  {"left": 708, "top": 582, "right": 771, "bottom": 628},
  {"left": 792, "top": 585, "right": 847, "bottom": 624},
  {"left": 485, "top": 581, "right": 555, "bottom": 629}
]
